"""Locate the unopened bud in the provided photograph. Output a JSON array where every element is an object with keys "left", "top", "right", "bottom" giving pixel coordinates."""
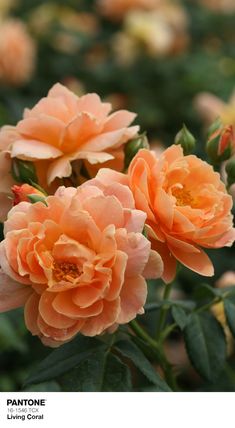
[
  {"left": 174, "top": 124, "right": 196, "bottom": 155},
  {"left": 206, "top": 119, "right": 234, "bottom": 164},
  {"left": 124, "top": 133, "right": 149, "bottom": 170},
  {"left": 11, "top": 159, "right": 38, "bottom": 184},
  {"left": 12, "top": 184, "right": 46, "bottom": 206},
  {"left": 225, "top": 158, "right": 235, "bottom": 188}
]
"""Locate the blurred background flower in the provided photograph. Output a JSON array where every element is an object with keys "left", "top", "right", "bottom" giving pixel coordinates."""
[{"left": 0, "top": 19, "right": 35, "bottom": 86}]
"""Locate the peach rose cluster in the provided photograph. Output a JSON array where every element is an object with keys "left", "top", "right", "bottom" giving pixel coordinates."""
[{"left": 0, "top": 174, "right": 163, "bottom": 346}]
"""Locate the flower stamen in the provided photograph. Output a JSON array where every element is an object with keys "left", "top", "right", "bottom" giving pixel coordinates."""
[{"left": 53, "top": 261, "right": 81, "bottom": 282}]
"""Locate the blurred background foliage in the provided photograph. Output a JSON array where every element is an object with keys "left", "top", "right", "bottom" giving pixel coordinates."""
[{"left": 0, "top": 0, "right": 234, "bottom": 392}]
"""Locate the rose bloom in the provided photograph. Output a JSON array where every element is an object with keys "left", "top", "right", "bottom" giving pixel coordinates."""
[
  {"left": 0, "top": 172, "right": 163, "bottom": 346},
  {"left": 0, "top": 83, "right": 139, "bottom": 187},
  {"left": 128, "top": 146, "right": 235, "bottom": 282},
  {"left": 0, "top": 19, "right": 35, "bottom": 86},
  {"left": 97, "top": 0, "right": 158, "bottom": 20}
]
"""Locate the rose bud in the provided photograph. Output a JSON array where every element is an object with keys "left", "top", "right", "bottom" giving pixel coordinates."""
[
  {"left": 206, "top": 119, "right": 235, "bottom": 164},
  {"left": 12, "top": 184, "right": 46, "bottom": 206},
  {"left": 174, "top": 124, "right": 196, "bottom": 155}
]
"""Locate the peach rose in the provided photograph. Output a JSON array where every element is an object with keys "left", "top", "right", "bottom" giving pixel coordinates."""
[
  {"left": 127, "top": 147, "right": 235, "bottom": 282},
  {"left": 0, "top": 84, "right": 139, "bottom": 186},
  {"left": 97, "top": 0, "right": 158, "bottom": 20},
  {"left": 0, "top": 19, "right": 35, "bottom": 86},
  {"left": 0, "top": 173, "right": 163, "bottom": 346}
]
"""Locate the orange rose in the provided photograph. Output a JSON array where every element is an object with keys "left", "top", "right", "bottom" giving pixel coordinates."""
[
  {"left": 0, "top": 84, "right": 139, "bottom": 186},
  {"left": 128, "top": 146, "right": 235, "bottom": 282},
  {"left": 0, "top": 173, "right": 163, "bottom": 346}
]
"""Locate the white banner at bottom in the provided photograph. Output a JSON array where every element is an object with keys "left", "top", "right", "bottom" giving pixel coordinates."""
[{"left": 0, "top": 392, "right": 233, "bottom": 428}]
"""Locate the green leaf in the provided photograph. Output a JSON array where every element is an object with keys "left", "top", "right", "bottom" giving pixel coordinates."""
[
  {"left": 224, "top": 297, "right": 235, "bottom": 338},
  {"left": 194, "top": 283, "right": 220, "bottom": 300},
  {"left": 23, "top": 381, "right": 61, "bottom": 392},
  {"left": 11, "top": 159, "right": 38, "bottom": 184},
  {"left": 172, "top": 306, "right": 189, "bottom": 330},
  {"left": 27, "top": 194, "right": 47, "bottom": 205},
  {"left": 0, "top": 314, "right": 27, "bottom": 353},
  {"left": 145, "top": 299, "right": 195, "bottom": 313},
  {"left": 115, "top": 340, "right": 171, "bottom": 391},
  {"left": 25, "top": 336, "right": 107, "bottom": 386},
  {"left": 184, "top": 312, "right": 226, "bottom": 382},
  {"left": 102, "top": 354, "right": 132, "bottom": 392},
  {"left": 58, "top": 350, "right": 132, "bottom": 392}
]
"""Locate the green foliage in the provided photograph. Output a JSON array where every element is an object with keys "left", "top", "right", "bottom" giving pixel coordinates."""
[
  {"left": 115, "top": 340, "right": 171, "bottom": 391},
  {"left": 59, "top": 351, "right": 132, "bottom": 392},
  {"left": 171, "top": 306, "right": 189, "bottom": 330},
  {"left": 184, "top": 313, "right": 226, "bottom": 382},
  {"left": 0, "top": 314, "right": 27, "bottom": 353},
  {"left": 25, "top": 336, "right": 107, "bottom": 386}
]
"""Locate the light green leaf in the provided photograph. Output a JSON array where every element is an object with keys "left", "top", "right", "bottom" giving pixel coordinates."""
[{"left": 27, "top": 194, "right": 47, "bottom": 205}]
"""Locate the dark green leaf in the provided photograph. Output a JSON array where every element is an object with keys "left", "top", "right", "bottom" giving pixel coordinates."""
[
  {"left": 115, "top": 340, "right": 171, "bottom": 391},
  {"left": 172, "top": 306, "right": 189, "bottom": 330},
  {"left": 102, "top": 354, "right": 132, "bottom": 392},
  {"left": 224, "top": 298, "right": 235, "bottom": 338},
  {"left": 194, "top": 283, "right": 220, "bottom": 300},
  {"left": 184, "top": 312, "right": 226, "bottom": 382},
  {"left": 145, "top": 299, "right": 195, "bottom": 312},
  {"left": 25, "top": 336, "right": 107, "bottom": 386},
  {"left": 59, "top": 350, "right": 132, "bottom": 392},
  {"left": 0, "top": 314, "right": 27, "bottom": 353},
  {"left": 11, "top": 159, "right": 38, "bottom": 184}
]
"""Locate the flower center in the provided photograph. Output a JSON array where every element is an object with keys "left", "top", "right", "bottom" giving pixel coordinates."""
[
  {"left": 53, "top": 261, "right": 81, "bottom": 282},
  {"left": 172, "top": 187, "right": 194, "bottom": 207}
]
